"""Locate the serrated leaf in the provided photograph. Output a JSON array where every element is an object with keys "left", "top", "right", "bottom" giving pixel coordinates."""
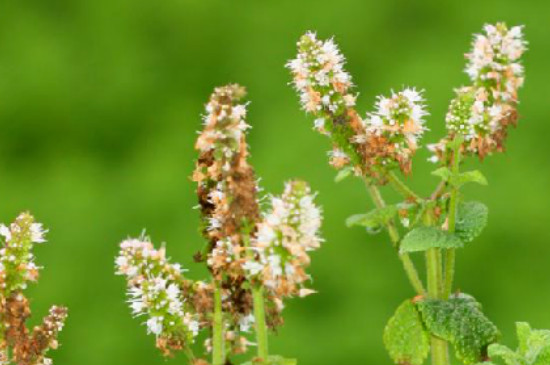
[
  {"left": 453, "top": 170, "right": 488, "bottom": 187},
  {"left": 416, "top": 293, "right": 500, "bottom": 364},
  {"left": 346, "top": 206, "right": 397, "bottom": 229},
  {"left": 489, "top": 322, "right": 550, "bottom": 365},
  {"left": 335, "top": 167, "right": 354, "bottom": 183},
  {"left": 399, "top": 227, "right": 463, "bottom": 253},
  {"left": 455, "top": 201, "right": 489, "bottom": 243},
  {"left": 384, "top": 300, "right": 430, "bottom": 365}
]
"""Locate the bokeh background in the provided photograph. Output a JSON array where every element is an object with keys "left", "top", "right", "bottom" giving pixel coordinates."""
[{"left": 0, "top": 0, "right": 549, "bottom": 364}]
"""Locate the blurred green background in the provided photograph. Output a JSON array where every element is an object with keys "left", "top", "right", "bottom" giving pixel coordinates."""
[{"left": 0, "top": 0, "right": 549, "bottom": 364}]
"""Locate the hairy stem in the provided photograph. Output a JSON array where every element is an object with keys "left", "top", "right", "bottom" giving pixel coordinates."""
[
  {"left": 424, "top": 210, "right": 450, "bottom": 365},
  {"left": 364, "top": 179, "right": 426, "bottom": 295},
  {"left": 253, "top": 285, "right": 269, "bottom": 361},
  {"left": 387, "top": 171, "right": 422, "bottom": 202},
  {"left": 212, "top": 283, "right": 225, "bottom": 365},
  {"left": 443, "top": 137, "right": 462, "bottom": 299}
]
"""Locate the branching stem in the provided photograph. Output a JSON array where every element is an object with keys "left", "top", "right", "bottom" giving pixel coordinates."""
[{"left": 364, "top": 179, "right": 426, "bottom": 296}]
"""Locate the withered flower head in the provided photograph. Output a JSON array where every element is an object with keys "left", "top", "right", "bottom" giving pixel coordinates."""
[{"left": 0, "top": 213, "right": 67, "bottom": 365}]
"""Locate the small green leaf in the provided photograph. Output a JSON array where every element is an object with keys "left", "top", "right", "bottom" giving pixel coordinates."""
[
  {"left": 416, "top": 293, "right": 500, "bottom": 364},
  {"left": 346, "top": 206, "right": 398, "bottom": 229},
  {"left": 399, "top": 227, "right": 463, "bottom": 253},
  {"left": 384, "top": 300, "right": 430, "bottom": 365},
  {"left": 432, "top": 167, "right": 452, "bottom": 181},
  {"left": 455, "top": 201, "right": 489, "bottom": 243},
  {"left": 335, "top": 166, "right": 354, "bottom": 183},
  {"left": 488, "top": 322, "right": 550, "bottom": 365},
  {"left": 452, "top": 170, "right": 488, "bottom": 187}
]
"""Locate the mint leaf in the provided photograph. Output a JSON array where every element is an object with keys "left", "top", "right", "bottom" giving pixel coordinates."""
[
  {"left": 416, "top": 293, "right": 500, "bottom": 364},
  {"left": 346, "top": 206, "right": 397, "bottom": 229},
  {"left": 453, "top": 170, "right": 488, "bottom": 187},
  {"left": 400, "top": 227, "right": 463, "bottom": 253},
  {"left": 384, "top": 300, "right": 430, "bottom": 365},
  {"left": 455, "top": 201, "right": 488, "bottom": 243},
  {"left": 488, "top": 322, "right": 550, "bottom": 365},
  {"left": 432, "top": 167, "right": 452, "bottom": 181}
]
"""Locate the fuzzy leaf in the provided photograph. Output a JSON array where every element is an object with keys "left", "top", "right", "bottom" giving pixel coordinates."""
[
  {"left": 455, "top": 201, "right": 489, "bottom": 243},
  {"left": 346, "top": 206, "right": 397, "bottom": 229},
  {"left": 416, "top": 293, "right": 500, "bottom": 364},
  {"left": 488, "top": 322, "right": 550, "bottom": 365},
  {"left": 335, "top": 166, "right": 354, "bottom": 183},
  {"left": 453, "top": 170, "right": 488, "bottom": 187},
  {"left": 400, "top": 227, "right": 463, "bottom": 253},
  {"left": 432, "top": 167, "right": 452, "bottom": 181},
  {"left": 384, "top": 300, "right": 430, "bottom": 365}
]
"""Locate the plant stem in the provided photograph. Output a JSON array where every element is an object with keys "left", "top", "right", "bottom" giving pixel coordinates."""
[
  {"left": 184, "top": 346, "right": 196, "bottom": 363},
  {"left": 252, "top": 285, "right": 269, "bottom": 361},
  {"left": 424, "top": 210, "right": 450, "bottom": 365},
  {"left": 443, "top": 137, "right": 462, "bottom": 299},
  {"left": 212, "top": 283, "right": 225, "bottom": 365},
  {"left": 387, "top": 171, "right": 421, "bottom": 201},
  {"left": 364, "top": 179, "right": 426, "bottom": 296}
]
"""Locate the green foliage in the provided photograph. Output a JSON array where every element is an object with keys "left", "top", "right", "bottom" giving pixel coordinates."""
[
  {"left": 416, "top": 293, "right": 500, "bottom": 364},
  {"left": 384, "top": 300, "right": 430, "bottom": 365},
  {"left": 399, "top": 227, "right": 463, "bottom": 253},
  {"left": 432, "top": 168, "right": 488, "bottom": 187},
  {"left": 346, "top": 206, "right": 398, "bottom": 231},
  {"left": 455, "top": 201, "right": 489, "bottom": 243},
  {"left": 488, "top": 322, "right": 550, "bottom": 365},
  {"left": 454, "top": 170, "right": 488, "bottom": 187}
]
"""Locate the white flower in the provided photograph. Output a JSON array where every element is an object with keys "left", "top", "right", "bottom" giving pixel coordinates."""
[
  {"left": 147, "top": 316, "right": 164, "bottom": 336},
  {"left": 30, "top": 223, "right": 47, "bottom": 243},
  {"left": 0, "top": 225, "right": 11, "bottom": 242}
]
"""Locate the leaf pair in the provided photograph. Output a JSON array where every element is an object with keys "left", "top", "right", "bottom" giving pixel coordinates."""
[
  {"left": 432, "top": 167, "right": 488, "bottom": 187},
  {"left": 400, "top": 201, "right": 488, "bottom": 253},
  {"left": 384, "top": 294, "right": 500, "bottom": 365}
]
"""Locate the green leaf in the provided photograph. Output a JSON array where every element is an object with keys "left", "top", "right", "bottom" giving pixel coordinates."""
[
  {"left": 384, "top": 300, "right": 430, "bottom": 365},
  {"left": 453, "top": 170, "right": 488, "bottom": 187},
  {"left": 399, "top": 227, "right": 463, "bottom": 253},
  {"left": 432, "top": 167, "right": 452, "bottom": 181},
  {"left": 335, "top": 166, "right": 354, "bottom": 183},
  {"left": 455, "top": 201, "right": 489, "bottom": 243},
  {"left": 416, "top": 293, "right": 500, "bottom": 364},
  {"left": 488, "top": 322, "right": 550, "bottom": 365},
  {"left": 346, "top": 206, "right": 397, "bottom": 229}
]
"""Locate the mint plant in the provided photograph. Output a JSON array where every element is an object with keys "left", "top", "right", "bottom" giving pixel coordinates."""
[
  {"left": 287, "top": 24, "right": 546, "bottom": 365},
  {"left": 115, "top": 85, "right": 323, "bottom": 365},
  {"left": 0, "top": 212, "right": 67, "bottom": 365}
]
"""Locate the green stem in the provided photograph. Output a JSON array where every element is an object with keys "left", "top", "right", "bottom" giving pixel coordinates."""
[
  {"left": 364, "top": 180, "right": 426, "bottom": 296},
  {"left": 212, "top": 283, "right": 225, "bottom": 365},
  {"left": 443, "top": 137, "right": 462, "bottom": 299},
  {"left": 424, "top": 210, "right": 450, "bottom": 365},
  {"left": 184, "top": 346, "right": 196, "bottom": 363},
  {"left": 252, "top": 285, "right": 269, "bottom": 361},
  {"left": 387, "top": 171, "right": 421, "bottom": 201}
]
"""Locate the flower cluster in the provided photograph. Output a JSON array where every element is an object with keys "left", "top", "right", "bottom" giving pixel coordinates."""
[
  {"left": 244, "top": 181, "right": 322, "bottom": 299},
  {"left": 288, "top": 32, "right": 428, "bottom": 180},
  {"left": 0, "top": 212, "right": 47, "bottom": 295},
  {"left": 115, "top": 237, "right": 199, "bottom": 356},
  {"left": 286, "top": 32, "right": 364, "bottom": 172},
  {"left": 363, "top": 88, "right": 428, "bottom": 175},
  {"left": 431, "top": 23, "right": 527, "bottom": 160},
  {"left": 0, "top": 212, "right": 67, "bottom": 365},
  {"left": 193, "top": 84, "right": 260, "bottom": 279}
]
